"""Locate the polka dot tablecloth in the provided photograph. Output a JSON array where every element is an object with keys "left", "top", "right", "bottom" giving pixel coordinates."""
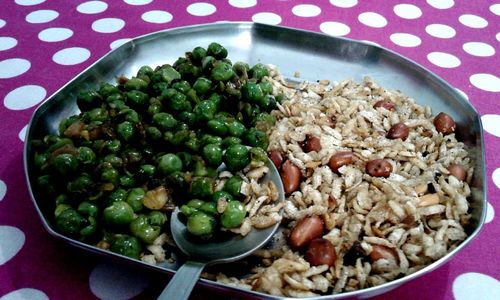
[{"left": 0, "top": 0, "right": 498, "bottom": 299}]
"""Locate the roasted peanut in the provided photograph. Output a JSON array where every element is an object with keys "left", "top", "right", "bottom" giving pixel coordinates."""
[
  {"left": 280, "top": 160, "right": 301, "bottom": 195},
  {"left": 365, "top": 159, "right": 392, "bottom": 177},
  {"left": 328, "top": 151, "right": 354, "bottom": 173},
  {"left": 369, "top": 244, "right": 399, "bottom": 263},
  {"left": 448, "top": 164, "right": 466, "bottom": 181},
  {"left": 373, "top": 100, "right": 395, "bottom": 111},
  {"left": 288, "top": 215, "right": 324, "bottom": 249},
  {"left": 305, "top": 135, "right": 322, "bottom": 152},
  {"left": 418, "top": 193, "right": 440, "bottom": 207},
  {"left": 433, "top": 112, "right": 456, "bottom": 135},
  {"left": 305, "top": 238, "right": 336, "bottom": 266},
  {"left": 387, "top": 122, "right": 409, "bottom": 141},
  {"left": 328, "top": 196, "right": 337, "bottom": 209},
  {"left": 268, "top": 149, "right": 284, "bottom": 169}
]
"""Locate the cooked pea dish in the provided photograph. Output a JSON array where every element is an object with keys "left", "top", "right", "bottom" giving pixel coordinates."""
[
  {"left": 32, "top": 43, "right": 474, "bottom": 297},
  {"left": 32, "top": 43, "right": 282, "bottom": 260}
]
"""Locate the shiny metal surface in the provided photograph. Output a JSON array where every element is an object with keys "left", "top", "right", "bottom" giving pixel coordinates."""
[{"left": 23, "top": 22, "right": 486, "bottom": 299}]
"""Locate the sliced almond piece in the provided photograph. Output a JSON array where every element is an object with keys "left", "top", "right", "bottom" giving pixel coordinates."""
[{"left": 417, "top": 193, "right": 440, "bottom": 207}]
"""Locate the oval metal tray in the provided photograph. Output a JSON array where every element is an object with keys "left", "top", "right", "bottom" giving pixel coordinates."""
[{"left": 23, "top": 22, "right": 486, "bottom": 299}]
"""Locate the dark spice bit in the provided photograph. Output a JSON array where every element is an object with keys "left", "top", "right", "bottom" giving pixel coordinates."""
[{"left": 343, "top": 241, "right": 366, "bottom": 266}]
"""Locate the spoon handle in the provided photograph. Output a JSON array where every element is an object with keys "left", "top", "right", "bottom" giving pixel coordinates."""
[{"left": 157, "top": 261, "right": 206, "bottom": 300}]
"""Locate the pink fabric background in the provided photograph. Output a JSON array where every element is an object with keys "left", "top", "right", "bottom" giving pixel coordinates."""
[{"left": 0, "top": 1, "right": 498, "bottom": 299}]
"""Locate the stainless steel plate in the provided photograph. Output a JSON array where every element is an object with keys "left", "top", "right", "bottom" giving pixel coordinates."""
[{"left": 24, "top": 22, "right": 486, "bottom": 299}]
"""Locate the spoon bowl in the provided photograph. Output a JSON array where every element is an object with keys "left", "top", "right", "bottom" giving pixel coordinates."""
[{"left": 158, "top": 157, "right": 285, "bottom": 300}]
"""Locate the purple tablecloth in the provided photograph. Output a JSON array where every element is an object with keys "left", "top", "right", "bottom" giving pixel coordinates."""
[{"left": 1, "top": 1, "right": 498, "bottom": 299}]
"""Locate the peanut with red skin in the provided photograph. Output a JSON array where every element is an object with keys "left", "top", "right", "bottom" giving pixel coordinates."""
[
  {"left": 268, "top": 149, "right": 284, "bottom": 169},
  {"left": 387, "top": 123, "right": 409, "bottom": 140},
  {"left": 305, "top": 135, "right": 322, "bottom": 152},
  {"left": 280, "top": 160, "right": 301, "bottom": 195},
  {"left": 288, "top": 215, "right": 324, "bottom": 249},
  {"left": 373, "top": 100, "right": 395, "bottom": 111},
  {"left": 369, "top": 244, "right": 399, "bottom": 264},
  {"left": 328, "top": 151, "right": 354, "bottom": 173},
  {"left": 448, "top": 164, "right": 466, "bottom": 181},
  {"left": 433, "top": 112, "right": 456, "bottom": 135},
  {"left": 305, "top": 238, "right": 336, "bottom": 266},
  {"left": 366, "top": 159, "right": 392, "bottom": 177}
]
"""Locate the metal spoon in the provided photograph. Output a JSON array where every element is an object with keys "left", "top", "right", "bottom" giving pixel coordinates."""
[{"left": 158, "top": 158, "right": 285, "bottom": 300}]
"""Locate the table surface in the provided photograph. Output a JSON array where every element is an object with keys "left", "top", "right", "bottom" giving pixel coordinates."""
[{"left": 0, "top": 1, "right": 499, "bottom": 299}]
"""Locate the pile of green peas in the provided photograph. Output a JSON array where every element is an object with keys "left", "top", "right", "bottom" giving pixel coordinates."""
[{"left": 32, "top": 43, "right": 281, "bottom": 259}]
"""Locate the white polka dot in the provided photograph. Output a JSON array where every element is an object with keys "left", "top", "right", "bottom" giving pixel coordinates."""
[
  {"left": 123, "top": 0, "right": 152, "bottom": 5},
  {"left": 427, "top": 52, "right": 461, "bottom": 68},
  {"left": 89, "top": 263, "right": 149, "bottom": 299},
  {"left": 0, "top": 37, "right": 18, "bottom": 51},
  {"left": 427, "top": 0, "right": 454, "bottom": 9},
  {"left": 463, "top": 42, "right": 495, "bottom": 57},
  {"left": 0, "top": 226, "right": 25, "bottom": 265},
  {"left": 252, "top": 12, "right": 282, "bottom": 25},
  {"left": 110, "top": 38, "right": 132, "bottom": 50},
  {"left": 485, "top": 202, "right": 495, "bottom": 223},
  {"left": 320, "top": 21, "right": 350, "bottom": 36},
  {"left": 492, "top": 168, "right": 500, "bottom": 188},
  {"left": 187, "top": 2, "right": 216, "bottom": 16},
  {"left": 329, "top": 0, "right": 357, "bottom": 8},
  {"left": 92, "top": 18, "right": 125, "bottom": 33},
  {"left": 497, "top": 32, "right": 500, "bottom": 42},
  {"left": 25, "top": 9, "right": 59, "bottom": 23},
  {"left": 490, "top": 4, "right": 500, "bottom": 15},
  {"left": 15, "top": 0, "right": 46, "bottom": 5},
  {"left": 0, "top": 288, "right": 48, "bottom": 300},
  {"left": 4, "top": 85, "right": 46, "bottom": 110},
  {"left": 358, "top": 12, "right": 387, "bottom": 28},
  {"left": 393, "top": 4, "right": 422, "bottom": 19},
  {"left": 0, "top": 58, "right": 31, "bottom": 79},
  {"left": 390, "top": 33, "right": 421, "bottom": 47},
  {"left": 52, "top": 47, "right": 90, "bottom": 65},
  {"left": 0, "top": 180, "right": 6, "bottom": 201},
  {"left": 0, "top": 19, "right": 5, "bottom": 28},
  {"left": 292, "top": 4, "right": 321, "bottom": 17},
  {"left": 459, "top": 14, "right": 488, "bottom": 28},
  {"left": 470, "top": 74, "right": 500, "bottom": 92},
  {"left": 425, "top": 24, "right": 456, "bottom": 39},
  {"left": 455, "top": 88, "right": 469, "bottom": 101},
  {"left": 77, "top": 1, "right": 108, "bottom": 14},
  {"left": 482, "top": 114, "right": 500, "bottom": 137},
  {"left": 228, "top": 0, "right": 256, "bottom": 8},
  {"left": 38, "top": 27, "right": 73, "bottom": 42},
  {"left": 19, "top": 124, "right": 28, "bottom": 142},
  {"left": 141, "top": 10, "right": 173, "bottom": 24},
  {"left": 453, "top": 272, "right": 500, "bottom": 300}
]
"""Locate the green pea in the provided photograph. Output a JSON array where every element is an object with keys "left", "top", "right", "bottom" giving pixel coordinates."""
[
  {"left": 249, "top": 63, "right": 269, "bottom": 81},
  {"left": 200, "top": 134, "right": 222, "bottom": 147},
  {"left": 242, "top": 82, "right": 264, "bottom": 103},
  {"left": 191, "top": 46, "right": 206, "bottom": 62},
  {"left": 124, "top": 77, "right": 148, "bottom": 91},
  {"left": 193, "top": 77, "right": 212, "bottom": 95},
  {"left": 106, "top": 93, "right": 125, "bottom": 105},
  {"left": 110, "top": 234, "right": 142, "bottom": 259},
  {"left": 221, "top": 136, "right": 242, "bottom": 149},
  {"left": 51, "top": 153, "right": 78, "bottom": 176},
  {"left": 107, "top": 188, "right": 127, "bottom": 205},
  {"left": 152, "top": 82, "right": 169, "bottom": 95},
  {"left": 193, "top": 100, "right": 217, "bottom": 122},
  {"left": 77, "top": 146, "right": 96, "bottom": 167},
  {"left": 185, "top": 137, "right": 202, "bottom": 153},
  {"left": 119, "top": 175, "right": 136, "bottom": 188},
  {"left": 242, "top": 103, "right": 261, "bottom": 123},
  {"left": 119, "top": 108, "right": 140, "bottom": 124},
  {"left": 202, "top": 144, "right": 223, "bottom": 167},
  {"left": 259, "top": 81, "right": 273, "bottom": 95},
  {"left": 106, "top": 139, "right": 121, "bottom": 153},
  {"left": 101, "top": 167, "right": 119, "bottom": 184},
  {"left": 221, "top": 200, "right": 246, "bottom": 228},
  {"left": 212, "top": 190, "right": 234, "bottom": 203},
  {"left": 158, "top": 153, "right": 183, "bottom": 175},
  {"left": 201, "top": 56, "right": 216, "bottom": 72},
  {"left": 168, "top": 92, "right": 191, "bottom": 112},
  {"left": 168, "top": 171, "right": 186, "bottom": 188},
  {"left": 250, "top": 147, "right": 268, "bottom": 166},
  {"left": 207, "top": 42, "right": 228, "bottom": 59},
  {"left": 189, "top": 177, "right": 214, "bottom": 199},
  {"left": 138, "top": 164, "right": 156, "bottom": 182},
  {"left": 148, "top": 211, "right": 167, "bottom": 227},
  {"left": 130, "top": 215, "right": 160, "bottom": 244},
  {"left": 252, "top": 112, "right": 276, "bottom": 132},
  {"left": 176, "top": 152, "right": 192, "bottom": 170},
  {"left": 187, "top": 199, "right": 205, "bottom": 209},
  {"left": 103, "top": 201, "right": 134, "bottom": 226},
  {"left": 137, "top": 65, "right": 154, "bottom": 77},
  {"left": 233, "top": 61, "right": 249, "bottom": 79},
  {"left": 146, "top": 126, "right": 162, "bottom": 141},
  {"left": 55, "top": 208, "right": 86, "bottom": 237},
  {"left": 55, "top": 194, "right": 69, "bottom": 206},
  {"left": 180, "top": 205, "right": 198, "bottom": 217},
  {"left": 207, "top": 119, "right": 228, "bottom": 136},
  {"left": 54, "top": 203, "right": 71, "bottom": 218},
  {"left": 211, "top": 62, "right": 234, "bottom": 82},
  {"left": 77, "top": 90, "right": 102, "bottom": 111},
  {"left": 67, "top": 174, "right": 93, "bottom": 193},
  {"left": 257, "top": 94, "right": 277, "bottom": 111},
  {"left": 148, "top": 102, "right": 162, "bottom": 117},
  {"left": 126, "top": 188, "right": 145, "bottom": 212},
  {"left": 178, "top": 111, "right": 196, "bottom": 127},
  {"left": 37, "top": 175, "right": 56, "bottom": 197},
  {"left": 152, "top": 112, "right": 177, "bottom": 131},
  {"left": 99, "top": 83, "right": 120, "bottom": 99},
  {"left": 226, "top": 121, "right": 246, "bottom": 137},
  {"left": 223, "top": 176, "right": 243, "bottom": 198},
  {"left": 177, "top": 62, "right": 201, "bottom": 82},
  {"left": 126, "top": 90, "right": 149, "bottom": 107},
  {"left": 80, "top": 216, "right": 97, "bottom": 239},
  {"left": 207, "top": 93, "right": 222, "bottom": 110},
  {"left": 158, "top": 65, "right": 181, "bottom": 83},
  {"left": 172, "top": 80, "right": 191, "bottom": 94},
  {"left": 244, "top": 128, "right": 269, "bottom": 149},
  {"left": 78, "top": 201, "right": 99, "bottom": 218},
  {"left": 122, "top": 148, "right": 142, "bottom": 165},
  {"left": 187, "top": 211, "right": 216, "bottom": 237},
  {"left": 199, "top": 201, "right": 217, "bottom": 215},
  {"left": 116, "top": 121, "right": 136, "bottom": 142}
]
